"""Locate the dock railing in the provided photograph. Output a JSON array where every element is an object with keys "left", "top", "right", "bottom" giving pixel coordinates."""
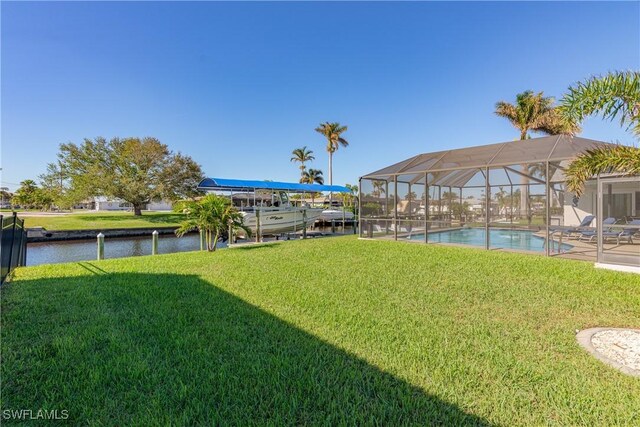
[{"left": 1, "top": 212, "right": 28, "bottom": 284}]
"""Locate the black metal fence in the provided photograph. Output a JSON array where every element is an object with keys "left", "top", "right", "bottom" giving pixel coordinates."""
[{"left": 1, "top": 212, "right": 27, "bottom": 284}]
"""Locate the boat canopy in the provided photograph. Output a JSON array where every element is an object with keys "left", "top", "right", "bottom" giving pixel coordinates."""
[{"left": 197, "top": 178, "right": 351, "bottom": 193}]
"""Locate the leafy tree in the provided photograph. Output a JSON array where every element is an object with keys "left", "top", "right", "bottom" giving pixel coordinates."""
[
  {"left": 290, "top": 146, "right": 315, "bottom": 182},
  {"left": 560, "top": 71, "right": 640, "bottom": 136},
  {"left": 175, "top": 194, "right": 250, "bottom": 251},
  {"left": 495, "top": 91, "right": 579, "bottom": 222},
  {"left": 331, "top": 183, "right": 359, "bottom": 211},
  {"left": 53, "top": 137, "right": 204, "bottom": 215},
  {"left": 314, "top": 122, "right": 349, "bottom": 188},
  {"left": 450, "top": 201, "right": 471, "bottom": 218},
  {"left": 0, "top": 188, "right": 12, "bottom": 208},
  {"left": 11, "top": 180, "right": 51, "bottom": 210},
  {"left": 38, "top": 161, "right": 82, "bottom": 210}
]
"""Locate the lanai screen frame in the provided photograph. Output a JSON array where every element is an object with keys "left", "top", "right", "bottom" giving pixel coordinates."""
[{"left": 358, "top": 135, "right": 612, "bottom": 256}]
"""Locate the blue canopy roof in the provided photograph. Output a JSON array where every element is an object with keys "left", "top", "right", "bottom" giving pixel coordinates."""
[{"left": 197, "top": 178, "right": 351, "bottom": 193}]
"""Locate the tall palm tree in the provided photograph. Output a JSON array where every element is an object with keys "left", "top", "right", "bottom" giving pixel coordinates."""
[
  {"left": 175, "top": 194, "right": 250, "bottom": 251},
  {"left": 560, "top": 71, "right": 640, "bottom": 136},
  {"left": 301, "top": 168, "right": 324, "bottom": 206},
  {"left": 565, "top": 145, "right": 640, "bottom": 196},
  {"left": 495, "top": 91, "right": 579, "bottom": 221},
  {"left": 314, "top": 122, "right": 349, "bottom": 188},
  {"left": 290, "top": 146, "right": 315, "bottom": 181}
]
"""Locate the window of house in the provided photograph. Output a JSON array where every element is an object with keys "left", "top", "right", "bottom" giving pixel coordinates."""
[{"left": 603, "top": 193, "right": 632, "bottom": 219}]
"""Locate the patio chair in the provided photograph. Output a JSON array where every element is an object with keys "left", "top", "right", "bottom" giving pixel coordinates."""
[
  {"left": 610, "top": 219, "right": 640, "bottom": 244},
  {"left": 577, "top": 217, "right": 617, "bottom": 243},
  {"left": 550, "top": 215, "right": 594, "bottom": 239}
]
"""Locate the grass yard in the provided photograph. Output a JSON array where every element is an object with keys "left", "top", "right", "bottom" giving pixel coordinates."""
[
  {"left": 2, "top": 237, "right": 640, "bottom": 425},
  {"left": 21, "top": 211, "right": 183, "bottom": 230}
]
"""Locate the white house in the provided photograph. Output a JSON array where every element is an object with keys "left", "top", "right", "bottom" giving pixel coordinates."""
[{"left": 92, "top": 197, "right": 173, "bottom": 211}]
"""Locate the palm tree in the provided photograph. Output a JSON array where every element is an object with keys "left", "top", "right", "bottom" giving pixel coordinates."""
[
  {"left": 175, "top": 194, "right": 250, "bottom": 251},
  {"left": 565, "top": 145, "right": 640, "bottom": 196},
  {"left": 372, "top": 181, "right": 386, "bottom": 198},
  {"left": 290, "top": 146, "right": 315, "bottom": 181},
  {"left": 495, "top": 91, "right": 579, "bottom": 222},
  {"left": 301, "top": 168, "right": 324, "bottom": 205},
  {"left": 560, "top": 71, "right": 640, "bottom": 136},
  {"left": 495, "top": 91, "right": 577, "bottom": 140},
  {"left": 343, "top": 183, "right": 359, "bottom": 210},
  {"left": 301, "top": 168, "right": 324, "bottom": 185},
  {"left": 314, "top": 122, "right": 349, "bottom": 188}
]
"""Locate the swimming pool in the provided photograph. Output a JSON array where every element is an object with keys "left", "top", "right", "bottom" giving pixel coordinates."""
[{"left": 407, "top": 228, "right": 573, "bottom": 252}]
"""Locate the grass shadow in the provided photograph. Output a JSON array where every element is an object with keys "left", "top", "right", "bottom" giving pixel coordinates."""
[
  {"left": 77, "top": 262, "right": 108, "bottom": 275},
  {"left": 229, "top": 243, "right": 277, "bottom": 251},
  {"left": 1, "top": 273, "right": 491, "bottom": 425}
]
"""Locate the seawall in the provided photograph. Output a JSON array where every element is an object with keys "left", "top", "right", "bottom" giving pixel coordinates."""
[{"left": 27, "top": 226, "right": 182, "bottom": 243}]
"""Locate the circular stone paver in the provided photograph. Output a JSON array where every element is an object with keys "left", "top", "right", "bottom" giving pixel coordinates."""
[{"left": 576, "top": 327, "right": 640, "bottom": 377}]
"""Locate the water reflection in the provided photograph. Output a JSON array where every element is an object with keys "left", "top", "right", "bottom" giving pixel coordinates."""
[
  {"left": 27, "top": 225, "right": 356, "bottom": 266},
  {"left": 27, "top": 233, "right": 210, "bottom": 266}
]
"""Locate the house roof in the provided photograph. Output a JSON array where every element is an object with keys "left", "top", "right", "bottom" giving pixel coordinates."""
[{"left": 361, "top": 135, "right": 614, "bottom": 188}]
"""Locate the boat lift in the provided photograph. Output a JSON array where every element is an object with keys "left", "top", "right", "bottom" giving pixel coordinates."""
[{"left": 197, "top": 178, "right": 356, "bottom": 242}]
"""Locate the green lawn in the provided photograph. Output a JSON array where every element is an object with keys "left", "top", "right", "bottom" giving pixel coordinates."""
[
  {"left": 2, "top": 237, "right": 639, "bottom": 425},
  {"left": 21, "top": 211, "right": 183, "bottom": 230}
]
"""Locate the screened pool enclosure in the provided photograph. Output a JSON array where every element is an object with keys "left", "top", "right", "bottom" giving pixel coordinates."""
[{"left": 359, "top": 135, "right": 640, "bottom": 268}]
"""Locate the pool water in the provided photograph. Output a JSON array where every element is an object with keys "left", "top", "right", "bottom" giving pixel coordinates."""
[{"left": 408, "top": 228, "right": 573, "bottom": 252}]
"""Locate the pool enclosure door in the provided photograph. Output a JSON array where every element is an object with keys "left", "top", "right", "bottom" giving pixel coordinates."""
[{"left": 597, "top": 176, "right": 640, "bottom": 268}]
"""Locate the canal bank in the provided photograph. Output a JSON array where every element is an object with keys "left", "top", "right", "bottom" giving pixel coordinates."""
[
  {"left": 25, "top": 224, "right": 356, "bottom": 266},
  {"left": 27, "top": 226, "right": 183, "bottom": 243}
]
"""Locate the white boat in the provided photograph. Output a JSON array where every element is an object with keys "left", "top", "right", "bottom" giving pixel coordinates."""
[
  {"left": 196, "top": 177, "right": 353, "bottom": 237},
  {"left": 240, "top": 207, "right": 323, "bottom": 235},
  {"left": 317, "top": 209, "right": 355, "bottom": 222}
]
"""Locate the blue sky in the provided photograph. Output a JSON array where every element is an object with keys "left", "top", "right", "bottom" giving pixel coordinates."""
[{"left": 2, "top": 1, "right": 639, "bottom": 191}]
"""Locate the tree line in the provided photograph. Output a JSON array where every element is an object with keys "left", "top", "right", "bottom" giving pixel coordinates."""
[{"left": 12, "top": 137, "right": 204, "bottom": 215}]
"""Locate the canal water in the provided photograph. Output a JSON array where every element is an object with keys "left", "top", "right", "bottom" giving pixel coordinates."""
[
  {"left": 27, "top": 233, "right": 207, "bottom": 266},
  {"left": 26, "top": 226, "right": 355, "bottom": 266}
]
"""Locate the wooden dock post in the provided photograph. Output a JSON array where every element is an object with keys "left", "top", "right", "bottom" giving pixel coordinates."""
[
  {"left": 97, "top": 233, "right": 104, "bottom": 260},
  {"left": 152, "top": 230, "right": 159, "bottom": 255}
]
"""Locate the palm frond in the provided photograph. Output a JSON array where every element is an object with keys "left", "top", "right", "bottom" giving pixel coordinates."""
[
  {"left": 560, "top": 71, "right": 640, "bottom": 136},
  {"left": 302, "top": 168, "right": 324, "bottom": 185},
  {"left": 494, "top": 102, "right": 521, "bottom": 128},
  {"left": 565, "top": 144, "right": 640, "bottom": 195}
]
